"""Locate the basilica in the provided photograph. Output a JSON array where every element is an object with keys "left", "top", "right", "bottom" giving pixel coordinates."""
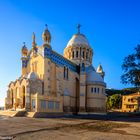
[{"left": 5, "top": 25, "right": 106, "bottom": 114}]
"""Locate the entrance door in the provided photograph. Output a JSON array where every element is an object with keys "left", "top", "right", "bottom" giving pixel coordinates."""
[{"left": 32, "top": 99, "right": 36, "bottom": 111}]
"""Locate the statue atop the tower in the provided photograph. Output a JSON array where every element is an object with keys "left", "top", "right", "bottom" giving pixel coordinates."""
[{"left": 42, "top": 24, "right": 51, "bottom": 45}]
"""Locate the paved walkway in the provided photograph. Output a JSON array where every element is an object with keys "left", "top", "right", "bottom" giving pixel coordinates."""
[{"left": 0, "top": 115, "right": 140, "bottom": 140}]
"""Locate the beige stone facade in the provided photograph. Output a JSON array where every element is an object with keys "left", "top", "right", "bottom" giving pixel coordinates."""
[
  {"left": 122, "top": 92, "right": 140, "bottom": 112},
  {"left": 5, "top": 25, "right": 106, "bottom": 114}
]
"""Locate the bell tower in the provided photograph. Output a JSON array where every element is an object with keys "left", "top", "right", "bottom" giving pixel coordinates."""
[{"left": 42, "top": 24, "right": 51, "bottom": 48}]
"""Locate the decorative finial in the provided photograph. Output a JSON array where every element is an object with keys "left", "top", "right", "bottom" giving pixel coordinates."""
[
  {"left": 77, "top": 24, "right": 81, "bottom": 34},
  {"left": 32, "top": 32, "right": 36, "bottom": 43}
]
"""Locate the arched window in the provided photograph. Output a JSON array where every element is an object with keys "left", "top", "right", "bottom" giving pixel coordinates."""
[
  {"left": 94, "top": 88, "right": 96, "bottom": 93},
  {"left": 76, "top": 51, "right": 78, "bottom": 58},
  {"left": 67, "top": 68, "right": 69, "bottom": 79},
  {"left": 64, "top": 66, "right": 68, "bottom": 80},
  {"left": 83, "top": 51, "right": 85, "bottom": 58},
  {"left": 86, "top": 52, "right": 88, "bottom": 59},
  {"left": 64, "top": 66, "right": 66, "bottom": 78},
  {"left": 42, "top": 82, "right": 44, "bottom": 95},
  {"left": 91, "top": 87, "right": 93, "bottom": 93},
  {"left": 97, "top": 88, "right": 100, "bottom": 93},
  {"left": 72, "top": 51, "right": 74, "bottom": 58}
]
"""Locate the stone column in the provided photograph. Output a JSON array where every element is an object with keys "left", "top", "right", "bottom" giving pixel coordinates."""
[
  {"left": 73, "top": 48, "right": 76, "bottom": 59},
  {"left": 91, "top": 50, "right": 93, "bottom": 63},
  {"left": 71, "top": 48, "right": 73, "bottom": 59},
  {"left": 56, "top": 67, "right": 62, "bottom": 97},
  {"left": 78, "top": 47, "right": 80, "bottom": 59},
  {"left": 13, "top": 88, "right": 17, "bottom": 110},
  {"left": 89, "top": 50, "right": 92, "bottom": 63},
  {"left": 69, "top": 51, "right": 72, "bottom": 59},
  {"left": 44, "top": 59, "right": 51, "bottom": 95},
  {"left": 84, "top": 48, "right": 86, "bottom": 61},
  {"left": 86, "top": 49, "right": 88, "bottom": 60},
  {"left": 79, "top": 71, "right": 87, "bottom": 112}
]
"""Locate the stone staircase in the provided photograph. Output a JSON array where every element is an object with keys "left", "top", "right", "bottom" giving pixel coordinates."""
[
  {"left": 0, "top": 110, "right": 65, "bottom": 118},
  {"left": 0, "top": 110, "right": 27, "bottom": 117},
  {"left": 0, "top": 110, "right": 17, "bottom": 117},
  {"left": 25, "top": 112, "right": 36, "bottom": 117},
  {"left": 14, "top": 111, "right": 27, "bottom": 117}
]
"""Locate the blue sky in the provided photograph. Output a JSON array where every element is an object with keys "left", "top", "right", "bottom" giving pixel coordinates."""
[{"left": 0, "top": 0, "right": 140, "bottom": 106}]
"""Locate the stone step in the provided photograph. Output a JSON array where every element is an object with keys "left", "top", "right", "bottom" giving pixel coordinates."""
[
  {"left": 0, "top": 110, "right": 18, "bottom": 117},
  {"left": 0, "top": 110, "right": 27, "bottom": 117},
  {"left": 26, "top": 112, "right": 36, "bottom": 117},
  {"left": 26, "top": 112, "right": 65, "bottom": 118},
  {"left": 14, "top": 111, "right": 27, "bottom": 117}
]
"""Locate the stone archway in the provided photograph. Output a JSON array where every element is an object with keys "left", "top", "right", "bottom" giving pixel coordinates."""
[
  {"left": 11, "top": 89, "right": 14, "bottom": 108},
  {"left": 22, "top": 86, "right": 25, "bottom": 108}
]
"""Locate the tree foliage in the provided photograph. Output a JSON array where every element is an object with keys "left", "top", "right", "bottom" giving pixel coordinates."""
[
  {"left": 107, "top": 94, "right": 122, "bottom": 110},
  {"left": 121, "top": 44, "right": 140, "bottom": 87},
  {"left": 106, "top": 88, "right": 138, "bottom": 96}
]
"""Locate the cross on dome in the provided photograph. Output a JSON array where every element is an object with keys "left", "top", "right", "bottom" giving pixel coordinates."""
[
  {"left": 77, "top": 24, "right": 81, "bottom": 34},
  {"left": 45, "top": 24, "right": 48, "bottom": 29}
]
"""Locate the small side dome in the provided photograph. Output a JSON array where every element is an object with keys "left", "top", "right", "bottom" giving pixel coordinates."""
[
  {"left": 21, "top": 42, "right": 28, "bottom": 56},
  {"left": 27, "top": 72, "right": 38, "bottom": 80},
  {"left": 97, "top": 64, "right": 103, "bottom": 73},
  {"left": 42, "top": 24, "right": 51, "bottom": 44},
  {"left": 87, "top": 70, "right": 104, "bottom": 83}
]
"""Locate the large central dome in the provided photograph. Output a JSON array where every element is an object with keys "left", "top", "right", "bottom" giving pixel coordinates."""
[
  {"left": 66, "top": 33, "right": 90, "bottom": 48},
  {"left": 64, "top": 27, "right": 93, "bottom": 66}
]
